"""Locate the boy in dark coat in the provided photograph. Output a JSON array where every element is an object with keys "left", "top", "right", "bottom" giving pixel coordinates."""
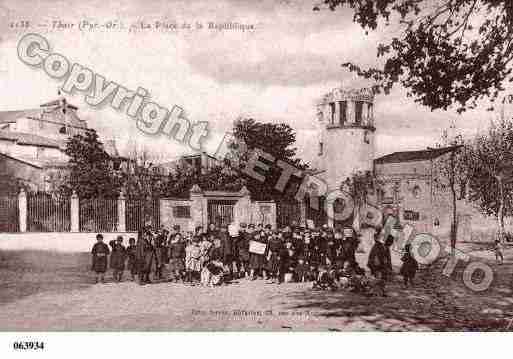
[
  {"left": 249, "top": 231, "right": 267, "bottom": 280},
  {"left": 219, "top": 225, "right": 233, "bottom": 278},
  {"left": 367, "top": 231, "right": 388, "bottom": 296},
  {"left": 278, "top": 242, "right": 296, "bottom": 284},
  {"left": 126, "top": 237, "right": 138, "bottom": 281},
  {"left": 168, "top": 233, "right": 186, "bottom": 282},
  {"left": 294, "top": 256, "right": 310, "bottom": 282},
  {"left": 91, "top": 233, "right": 110, "bottom": 283},
  {"left": 266, "top": 231, "right": 283, "bottom": 283},
  {"left": 383, "top": 234, "right": 394, "bottom": 281},
  {"left": 400, "top": 243, "right": 418, "bottom": 287},
  {"left": 238, "top": 223, "right": 250, "bottom": 278},
  {"left": 109, "top": 235, "right": 127, "bottom": 282},
  {"left": 154, "top": 230, "right": 168, "bottom": 280},
  {"left": 136, "top": 230, "right": 155, "bottom": 285}
]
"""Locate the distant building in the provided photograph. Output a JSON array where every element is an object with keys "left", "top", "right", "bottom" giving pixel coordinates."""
[
  {"left": 374, "top": 146, "right": 478, "bottom": 239},
  {"left": 0, "top": 96, "right": 123, "bottom": 192},
  {"left": 155, "top": 152, "right": 219, "bottom": 176}
]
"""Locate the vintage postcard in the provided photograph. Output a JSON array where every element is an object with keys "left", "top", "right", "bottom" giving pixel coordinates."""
[{"left": 0, "top": 0, "right": 512, "bottom": 346}]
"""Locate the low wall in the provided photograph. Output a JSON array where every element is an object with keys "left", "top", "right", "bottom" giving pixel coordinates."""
[{"left": 0, "top": 232, "right": 137, "bottom": 252}]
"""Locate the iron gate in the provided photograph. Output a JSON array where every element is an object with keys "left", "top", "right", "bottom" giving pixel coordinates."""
[
  {"left": 276, "top": 200, "right": 301, "bottom": 228},
  {"left": 207, "top": 200, "right": 235, "bottom": 227}
]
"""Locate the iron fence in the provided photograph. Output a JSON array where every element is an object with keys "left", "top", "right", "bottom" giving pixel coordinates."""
[
  {"left": 126, "top": 198, "right": 160, "bottom": 232},
  {"left": 79, "top": 198, "right": 118, "bottom": 232},
  {"left": 27, "top": 193, "right": 70, "bottom": 232},
  {"left": 0, "top": 196, "right": 19, "bottom": 232}
]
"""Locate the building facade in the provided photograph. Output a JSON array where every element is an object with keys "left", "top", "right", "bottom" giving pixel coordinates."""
[
  {"left": 302, "top": 85, "right": 496, "bottom": 242},
  {"left": 0, "top": 96, "right": 122, "bottom": 192}
]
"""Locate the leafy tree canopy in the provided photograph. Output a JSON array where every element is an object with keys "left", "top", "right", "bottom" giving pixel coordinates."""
[
  {"left": 317, "top": 0, "right": 513, "bottom": 113},
  {"left": 62, "top": 130, "right": 123, "bottom": 198},
  {"left": 230, "top": 118, "right": 309, "bottom": 201}
]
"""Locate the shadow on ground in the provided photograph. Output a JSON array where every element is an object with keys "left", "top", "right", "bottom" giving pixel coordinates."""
[
  {"left": 0, "top": 250, "right": 92, "bottom": 305},
  {"left": 283, "top": 257, "right": 513, "bottom": 331}
]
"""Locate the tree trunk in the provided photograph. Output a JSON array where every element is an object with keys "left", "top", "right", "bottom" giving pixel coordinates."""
[
  {"left": 497, "top": 177, "right": 505, "bottom": 242},
  {"left": 450, "top": 185, "right": 457, "bottom": 256},
  {"left": 449, "top": 152, "right": 457, "bottom": 256}
]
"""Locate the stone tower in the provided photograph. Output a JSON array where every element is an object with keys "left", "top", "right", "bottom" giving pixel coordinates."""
[{"left": 315, "top": 87, "right": 376, "bottom": 192}]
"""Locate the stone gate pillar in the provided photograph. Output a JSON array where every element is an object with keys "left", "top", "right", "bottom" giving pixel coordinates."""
[
  {"left": 190, "top": 184, "right": 205, "bottom": 229},
  {"left": 117, "top": 191, "right": 126, "bottom": 232},
  {"left": 234, "top": 186, "right": 251, "bottom": 225},
  {"left": 18, "top": 189, "right": 27, "bottom": 232},
  {"left": 299, "top": 199, "right": 307, "bottom": 227},
  {"left": 70, "top": 191, "right": 79, "bottom": 232}
]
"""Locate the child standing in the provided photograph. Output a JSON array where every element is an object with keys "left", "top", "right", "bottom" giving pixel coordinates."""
[
  {"left": 494, "top": 239, "right": 504, "bottom": 265},
  {"left": 168, "top": 233, "right": 186, "bottom": 282},
  {"left": 91, "top": 233, "right": 110, "bottom": 284},
  {"left": 294, "top": 256, "right": 309, "bottom": 282},
  {"left": 185, "top": 236, "right": 202, "bottom": 283},
  {"left": 400, "top": 243, "right": 418, "bottom": 287},
  {"left": 126, "top": 237, "right": 138, "bottom": 281},
  {"left": 109, "top": 236, "right": 127, "bottom": 282}
]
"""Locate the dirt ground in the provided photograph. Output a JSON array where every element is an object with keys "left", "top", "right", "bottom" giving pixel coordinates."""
[{"left": 0, "top": 247, "right": 512, "bottom": 331}]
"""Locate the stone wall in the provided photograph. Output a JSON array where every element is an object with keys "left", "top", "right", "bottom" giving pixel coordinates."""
[
  {"left": 160, "top": 198, "right": 194, "bottom": 231},
  {"left": 0, "top": 232, "right": 137, "bottom": 252}
]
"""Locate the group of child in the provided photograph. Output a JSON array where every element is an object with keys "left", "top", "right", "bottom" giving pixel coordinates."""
[
  {"left": 90, "top": 222, "right": 421, "bottom": 294},
  {"left": 90, "top": 234, "right": 137, "bottom": 283}
]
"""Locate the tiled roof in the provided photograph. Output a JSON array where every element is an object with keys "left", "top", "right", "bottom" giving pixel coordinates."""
[
  {"left": 374, "top": 146, "right": 462, "bottom": 164},
  {"left": 0, "top": 152, "right": 68, "bottom": 169},
  {"left": 0, "top": 130, "right": 62, "bottom": 149},
  {"left": 0, "top": 109, "right": 42, "bottom": 124}
]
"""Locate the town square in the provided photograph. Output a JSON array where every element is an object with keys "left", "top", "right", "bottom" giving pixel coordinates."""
[{"left": 1, "top": 0, "right": 513, "bottom": 349}]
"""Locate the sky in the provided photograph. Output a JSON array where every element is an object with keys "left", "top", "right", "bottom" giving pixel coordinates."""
[{"left": 0, "top": 0, "right": 508, "bottom": 166}]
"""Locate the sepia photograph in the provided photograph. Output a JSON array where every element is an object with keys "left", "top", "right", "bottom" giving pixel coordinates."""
[{"left": 0, "top": 0, "right": 512, "bottom": 354}]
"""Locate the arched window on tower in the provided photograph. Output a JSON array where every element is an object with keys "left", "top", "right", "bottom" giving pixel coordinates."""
[
  {"left": 367, "top": 103, "right": 374, "bottom": 126},
  {"left": 339, "top": 101, "right": 347, "bottom": 125},
  {"left": 329, "top": 102, "right": 336, "bottom": 124},
  {"left": 355, "top": 101, "right": 363, "bottom": 125}
]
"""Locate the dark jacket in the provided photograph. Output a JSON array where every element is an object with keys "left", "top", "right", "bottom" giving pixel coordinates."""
[
  {"left": 109, "top": 241, "right": 127, "bottom": 270},
  {"left": 367, "top": 241, "right": 387, "bottom": 276},
  {"left": 127, "top": 244, "right": 137, "bottom": 271},
  {"left": 400, "top": 251, "right": 418, "bottom": 278},
  {"left": 136, "top": 236, "right": 154, "bottom": 274},
  {"left": 91, "top": 242, "right": 110, "bottom": 273},
  {"left": 169, "top": 241, "right": 186, "bottom": 259},
  {"left": 220, "top": 232, "right": 232, "bottom": 261},
  {"left": 238, "top": 231, "right": 250, "bottom": 261},
  {"left": 154, "top": 234, "right": 168, "bottom": 266},
  {"left": 266, "top": 237, "right": 283, "bottom": 272}
]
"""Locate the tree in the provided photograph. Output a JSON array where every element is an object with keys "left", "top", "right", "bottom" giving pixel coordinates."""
[
  {"left": 62, "top": 130, "right": 122, "bottom": 198},
  {"left": 342, "top": 170, "right": 381, "bottom": 230},
  {"left": 232, "top": 118, "right": 308, "bottom": 169},
  {"left": 316, "top": 0, "right": 513, "bottom": 113},
  {"left": 229, "top": 118, "right": 309, "bottom": 201},
  {"left": 431, "top": 130, "right": 466, "bottom": 254},
  {"left": 159, "top": 118, "right": 307, "bottom": 201},
  {"left": 124, "top": 142, "right": 166, "bottom": 198},
  {"left": 162, "top": 164, "right": 245, "bottom": 198},
  {"left": 464, "top": 117, "right": 513, "bottom": 240}
]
